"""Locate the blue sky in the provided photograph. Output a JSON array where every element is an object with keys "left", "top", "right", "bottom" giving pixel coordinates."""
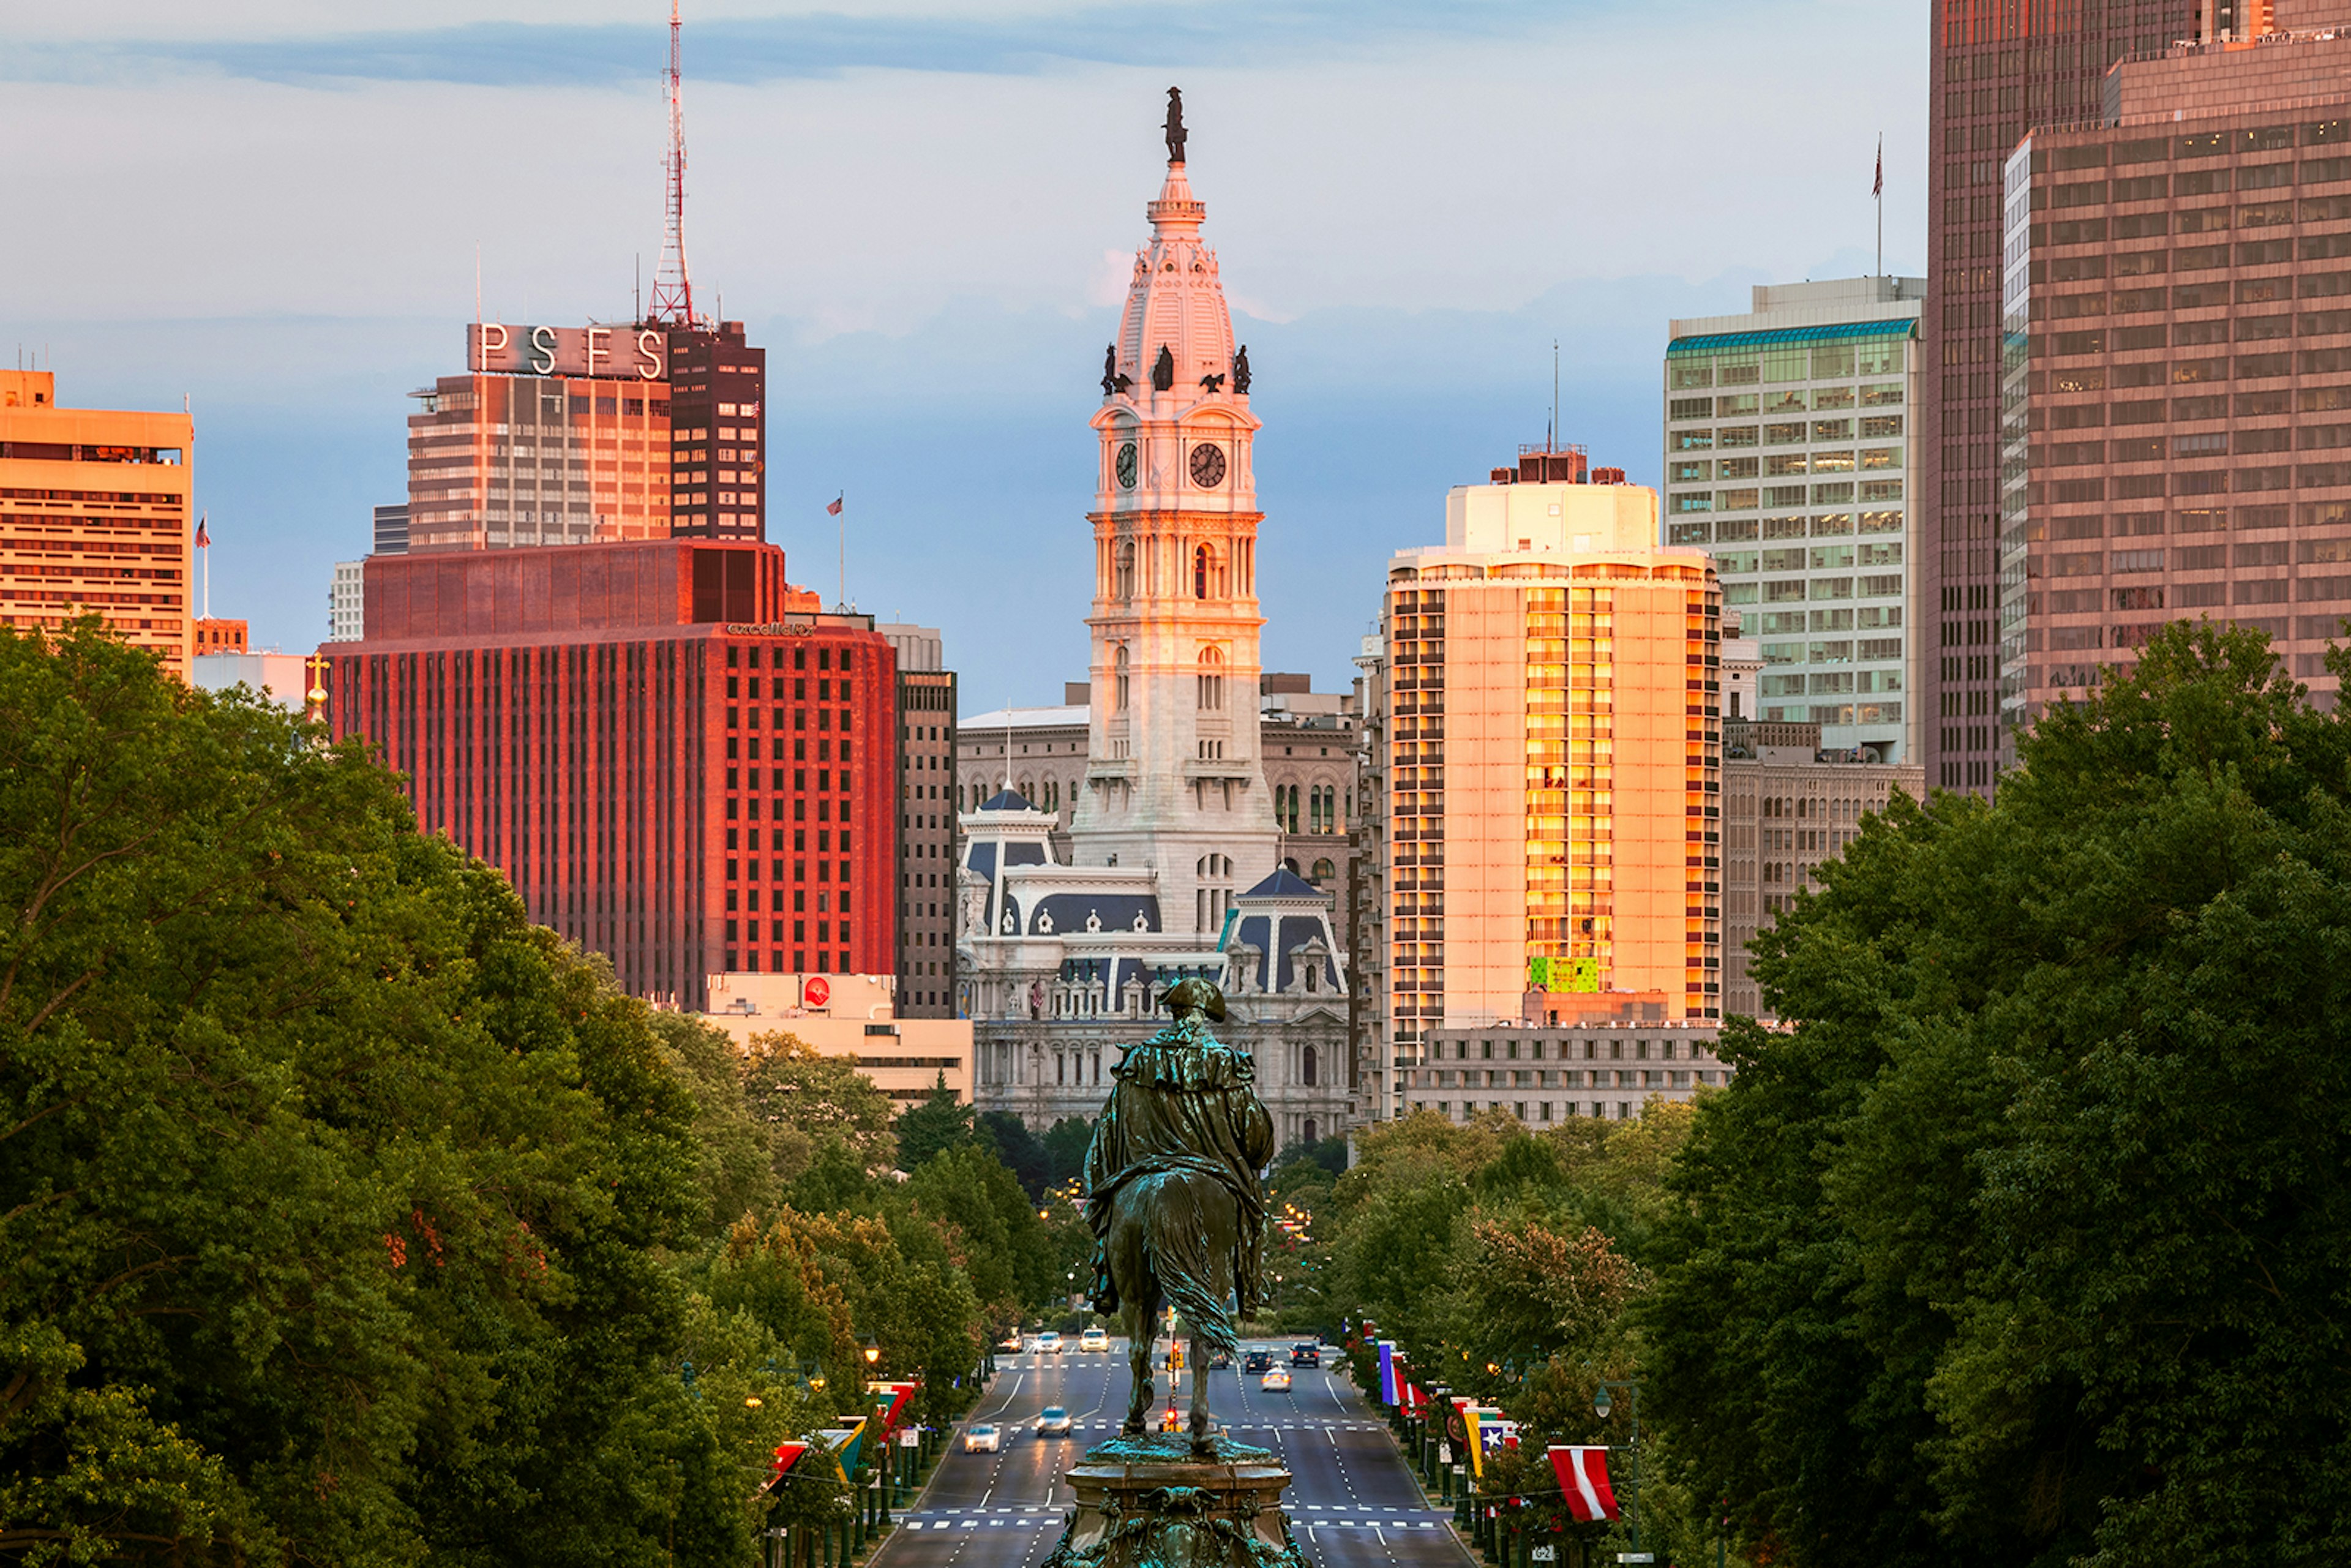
[{"left": 2, "top": 0, "right": 1925, "bottom": 705}]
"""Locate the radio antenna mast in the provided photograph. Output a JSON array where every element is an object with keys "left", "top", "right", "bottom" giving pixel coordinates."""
[{"left": 647, "top": 0, "right": 697, "bottom": 326}]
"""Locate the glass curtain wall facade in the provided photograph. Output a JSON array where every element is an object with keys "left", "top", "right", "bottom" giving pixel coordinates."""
[
  {"left": 2000, "top": 81, "right": 2351, "bottom": 724},
  {"left": 1928, "top": 1, "right": 2196, "bottom": 792},
  {"left": 1663, "top": 307, "right": 1921, "bottom": 762}
]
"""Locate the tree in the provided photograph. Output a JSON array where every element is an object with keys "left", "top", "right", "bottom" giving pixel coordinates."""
[
  {"left": 977, "top": 1111, "right": 1052, "bottom": 1199},
  {"left": 741, "top": 1030, "right": 896, "bottom": 1180},
  {"left": 1644, "top": 622, "right": 2351, "bottom": 1568},
  {"left": 0, "top": 622, "right": 737, "bottom": 1567},
  {"left": 655, "top": 1011, "right": 783, "bottom": 1237},
  {"left": 1041, "top": 1116, "right": 1093, "bottom": 1186},
  {"left": 893, "top": 1071, "right": 974, "bottom": 1171}
]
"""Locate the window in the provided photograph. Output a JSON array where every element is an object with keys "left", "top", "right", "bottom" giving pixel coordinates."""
[
  {"left": 1116, "top": 542, "right": 1136, "bottom": 599},
  {"left": 1302, "top": 1046, "right": 1318, "bottom": 1087},
  {"left": 1116, "top": 645, "right": 1130, "bottom": 712},
  {"left": 1196, "top": 645, "right": 1226, "bottom": 711}
]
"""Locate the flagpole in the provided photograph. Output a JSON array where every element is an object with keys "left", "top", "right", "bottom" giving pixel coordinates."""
[
  {"left": 1875, "top": 133, "right": 1884, "bottom": 280},
  {"left": 838, "top": 492, "right": 846, "bottom": 609}
]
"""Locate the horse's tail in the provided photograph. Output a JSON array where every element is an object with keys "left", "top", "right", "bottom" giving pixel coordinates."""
[{"left": 1138, "top": 1172, "right": 1240, "bottom": 1357}]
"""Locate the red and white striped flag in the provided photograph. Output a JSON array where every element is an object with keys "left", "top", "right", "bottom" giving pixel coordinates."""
[
  {"left": 826, "top": 493, "right": 844, "bottom": 516},
  {"left": 194, "top": 514, "right": 210, "bottom": 549},
  {"left": 1873, "top": 135, "right": 1884, "bottom": 198},
  {"left": 1549, "top": 1446, "right": 1619, "bottom": 1523}
]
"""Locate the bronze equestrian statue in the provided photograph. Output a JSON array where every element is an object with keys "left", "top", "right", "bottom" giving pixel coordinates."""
[{"left": 1084, "top": 978, "right": 1273, "bottom": 1450}]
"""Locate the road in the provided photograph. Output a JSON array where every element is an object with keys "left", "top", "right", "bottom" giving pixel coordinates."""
[{"left": 874, "top": 1338, "right": 1468, "bottom": 1568}]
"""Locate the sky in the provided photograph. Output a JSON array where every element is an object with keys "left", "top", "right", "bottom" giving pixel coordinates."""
[{"left": 1, "top": 0, "right": 1927, "bottom": 708}]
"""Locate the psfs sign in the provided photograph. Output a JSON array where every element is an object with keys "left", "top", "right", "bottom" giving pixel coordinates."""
[{"left": 470, "top": 323, "right": 666, "bottom": 381}]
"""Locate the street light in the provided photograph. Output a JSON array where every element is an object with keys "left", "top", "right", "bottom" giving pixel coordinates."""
[
  {"left": 1593, "top": 1379, "right": 1644, "bottom": 1561},
  {"left": 862, "top": 1337, "right": 882, "bottom": 1367}
]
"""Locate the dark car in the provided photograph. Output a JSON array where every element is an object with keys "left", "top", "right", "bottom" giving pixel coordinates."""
[
  {"left": 1289, "top": 1342, "right": 1321, "bottom": 1368},
  {"left": 1243, "top": 1349, "right": 1273, "bottom": 1373},
  {"left": 1210, "top": 1346, "right": 1234, "bottom": 1370}
]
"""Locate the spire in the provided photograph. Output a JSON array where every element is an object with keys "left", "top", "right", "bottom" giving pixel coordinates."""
[{"left": 647, "top": 0, "right": 697, "bottom": 326}]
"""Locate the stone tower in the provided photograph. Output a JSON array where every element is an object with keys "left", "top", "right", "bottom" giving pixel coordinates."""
[{"left": 1069, "top": 108, "right": 1279, "bottom": 941}]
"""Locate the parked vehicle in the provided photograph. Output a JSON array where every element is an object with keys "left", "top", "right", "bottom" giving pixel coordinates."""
[
  {"left": 1036, "top": 1406, "right": 1073, "bottom": 1436},
  {"left": 1079, "top": 1326, "right": 1109, "bottom": 1352},
  {"left": 964, "top": 1424, "right": 1002, "bottom": 1453}
]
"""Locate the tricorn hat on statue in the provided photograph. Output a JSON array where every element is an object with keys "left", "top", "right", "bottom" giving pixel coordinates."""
[{"left": 1158, "top": 977, "right": 1227, "bottom": 1023}]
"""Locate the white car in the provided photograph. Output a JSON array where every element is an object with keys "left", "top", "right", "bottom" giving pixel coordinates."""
[
  {"left": 1037, "top": 1330, "right": 1064, "bottom": 1354},
  {"left": 964, "top": 1423, "right": 1002, "bottom": 1454},
  {"left": 1260, "top": 1369, "right": 1293, "bottom": 1392},
  {"left": 1079, "top": 1327, "right": 1109, "bottom": 1352}
]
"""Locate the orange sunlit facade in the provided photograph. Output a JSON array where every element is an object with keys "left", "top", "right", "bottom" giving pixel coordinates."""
[
  {"left": 1385, "top": 453, "right": 1722, "bottom": 1056},
  {"left": 0, "top": 371, "right": 195, "bottom": 674}
]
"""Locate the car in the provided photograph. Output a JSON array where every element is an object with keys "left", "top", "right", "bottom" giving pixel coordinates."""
[
  {"left": 1260, "top": 1369, "right": 1293, "bottom": 1392},
  {"left": 1036, "top": 1406, "right": 1073, "bottom": 1436},
  {"left": 1037, "top": 1330, "right": 1064, "bottom": 1354},
  {"left": 1290, "top": 1342, "right": 1321, "bottom": 1368},
  {"left": 1079, "top": 1327, "right": 1109, "bottom": 1352},
  {"left": 1243, "top": 1349, "right": 1273, "bottom": 1373},
  {"left": 999, "top": 1330, "right": 1026, "bottom": 1351},
  {"left": 964, "top": 1424, "right": 1001, "bottom": 1454},
  {"left": 1209, "top": 1346, "right": 1233, "bottom": 1370}
]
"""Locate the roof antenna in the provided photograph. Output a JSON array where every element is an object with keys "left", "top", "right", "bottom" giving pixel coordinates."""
[
  {"left": 646, "top": 0, "right": 698, "bottom": 326},
  {"left": 1551, "top": 337, "right": 1559, "bottom": 451}
]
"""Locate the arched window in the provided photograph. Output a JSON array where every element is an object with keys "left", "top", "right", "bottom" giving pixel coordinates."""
[
  {"left": 1019, "top": 776, "right": 1034, "bottom": 802},
  {"left": 1195, "top": 544, "right": 1210, "bottom": 599},
  {"left": 1044, "top": 779, "right": 1059, "bottom": 812},
  {"left": 1116, "top": 542, "right": 1136, "bottom": 599},
  {"left": 1302, "top": 1048, "right": 1318, "bottom": 1087},
  {"left": 1303, "top": 1116, "right": 1318, "bottom": 1144},
  {"left": 1310, "top": 857, "right": 1335, "bottom": 884},
  {"left": 1196, "top": 646, "right": 1225, "bottom": 711},
  {"left": 1115, "top": 646, "right": 1130, "bottom": 712}
]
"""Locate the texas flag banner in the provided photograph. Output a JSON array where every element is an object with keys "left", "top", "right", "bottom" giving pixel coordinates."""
[
  {"left": 1549, "top": 1446, "right": 1620, "bottom": 1523},
  {"left": 1377, "top": 1340, "right": 1399, "bottom": 1405}
]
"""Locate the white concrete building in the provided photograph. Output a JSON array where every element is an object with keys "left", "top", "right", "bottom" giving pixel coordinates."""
[
  {"left": 1664, "top": 277, "right": 1925, "bottom": 763},
  {"left": 329, "top": 560, "right": 364, "bottom": 643},
  {"left": 953, "top": 121, "right": 1357, "bottom": 1149}
]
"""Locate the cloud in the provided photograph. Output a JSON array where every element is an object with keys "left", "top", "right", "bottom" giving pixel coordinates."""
[{"left": 10, "top": 0, "right": 1592, "bottom": 88}]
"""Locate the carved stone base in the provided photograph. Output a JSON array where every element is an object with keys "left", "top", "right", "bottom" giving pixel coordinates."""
[{"left": 1040, "top": 1435, "right": 1303, "bottom": 1568}]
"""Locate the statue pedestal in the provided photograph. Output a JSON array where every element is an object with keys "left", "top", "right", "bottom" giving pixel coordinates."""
[{"left": 1043, "top": 1435, "right": 1303, "bottom": 1568}]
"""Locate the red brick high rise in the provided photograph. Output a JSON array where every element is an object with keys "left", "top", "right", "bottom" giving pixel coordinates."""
[
  {"left": 321, "top": 538, "right": 896, "bottom": 1008},
  {"left": 1927, "top": 0, "right": 2195, "bottom": 791}
]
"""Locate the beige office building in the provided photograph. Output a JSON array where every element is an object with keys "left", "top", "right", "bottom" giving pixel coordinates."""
[
  {"left": 1384, "top": 449, "right": 1724, "bottom": 1060},
  {"left": 0, "top": 371, "right": 195, "bottom": 673},
  {"left": 697, "top": 970, "right": 973, "bottom": 1108}
]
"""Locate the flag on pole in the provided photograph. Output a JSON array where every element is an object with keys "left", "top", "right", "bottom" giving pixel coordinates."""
[
  {"left": 1548, "top": 1446, "right": 1620, "bottom": 1523},
  {"left": 1376, "top": 1341, "right": 1398, "bottom": 1405},
  {"left": 1873, "top": 135, "right": 1884, "bottom": 198},
  {"left": 827, "top": 493, "right": 844, "bottom": 516},
  {"left": 194, "top": 514, "right": 210, "bottom": 549}
]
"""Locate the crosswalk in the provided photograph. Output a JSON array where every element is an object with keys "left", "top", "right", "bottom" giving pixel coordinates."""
[
  {"left": 897, "top": 1506, "right": 1444, "bottom": 1532},
  {"left": 984, "top": 1420, "right": 1384, "bottom": 1435}
]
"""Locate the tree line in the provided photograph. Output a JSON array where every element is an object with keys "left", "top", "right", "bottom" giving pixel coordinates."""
[
  {"left": 0, "top": 624, "right": 1076, "bottom": 1568},
  {"left": 1303, "top": 623, "right": 2351, "bottom": 1568}
]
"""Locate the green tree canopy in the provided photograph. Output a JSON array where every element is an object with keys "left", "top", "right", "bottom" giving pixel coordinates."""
[
  {"left": 1644, "top": 623, "right": 2351, "bottom": 1568},
  {"left": 893, "top": 1071, "right": 975, "bottom": 1171},
  {"left": 0, "top": 623, "right": 743, "bottom": 1568}
]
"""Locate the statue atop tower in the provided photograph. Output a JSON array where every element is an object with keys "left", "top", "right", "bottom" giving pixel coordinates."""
[{"left": 1164, "top": 86, "right": 1187, "bottom": 165}]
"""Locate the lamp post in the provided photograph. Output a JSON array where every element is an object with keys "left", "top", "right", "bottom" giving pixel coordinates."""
[{"left": 1592, "top": 1380, "right": 1644, "bottom": 1562}]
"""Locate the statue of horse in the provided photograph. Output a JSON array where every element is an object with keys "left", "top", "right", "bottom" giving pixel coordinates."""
[{"left": 1084, "top": 980, "right": 1273, "bottom": 1449}]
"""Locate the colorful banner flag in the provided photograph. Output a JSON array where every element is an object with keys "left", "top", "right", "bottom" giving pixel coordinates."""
[
  {"left": 818, "top": 1417, "right": 867, "bottom": 1481},
  {"left": 1548, "top": 1446, "right": 1619, "bottom": 1522},
  {"left": 1377, "top": 1341, "right": 1398, "bottom": 1405},
  {"left": 868, "top": 1379, "right": 918, "bottom": 1434}
]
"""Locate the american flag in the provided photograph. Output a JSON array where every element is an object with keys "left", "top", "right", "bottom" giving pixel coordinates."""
[
  {"left": 194, "top": 514, "right": 209, "bottom": 548},
  {"left": 1874, "top": 135, "right": 1884, "bottom": 198}
]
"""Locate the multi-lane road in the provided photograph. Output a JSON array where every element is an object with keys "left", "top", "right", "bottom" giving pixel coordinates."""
[{"left": 874, "top": 1339, "right": 1466, "bottom": 1568}]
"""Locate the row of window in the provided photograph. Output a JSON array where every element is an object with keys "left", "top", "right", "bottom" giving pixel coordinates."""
[
  {"left": 1672, "top": 418, "right": 1905, "bottom": 452},
  {"left": 1667, "top": 386, "right": 1905, "bottom": 421},
  {"left": 1415, "top": 1092, "right": 1720, "bottom": 1123},
  {"left": 723, "top": 947, "right": 851, "bottom": 973},
  {"left": 1671, "top": 451, "right": 1903, "bottom": 484},
  {"left": 1424, "top": 1033, "right": 1712, "bottom": 1062},
  {"left": 1668, "top": 341, "right": 1907, "bottom": 390},
  {"left": 1675, "top": 481, "right": 1906, "bottom": 514},
  {"left": 1758, "top": 639, "right": 1900, "bottom": 668}
]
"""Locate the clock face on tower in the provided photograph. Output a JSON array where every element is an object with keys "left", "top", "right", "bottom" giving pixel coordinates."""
[
  {"left": 1116, "top": 442, "right": 1138, "bottom": 489},
  {"left": 1189, "top": 442, "right": 1227, "bottom": 489}
]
